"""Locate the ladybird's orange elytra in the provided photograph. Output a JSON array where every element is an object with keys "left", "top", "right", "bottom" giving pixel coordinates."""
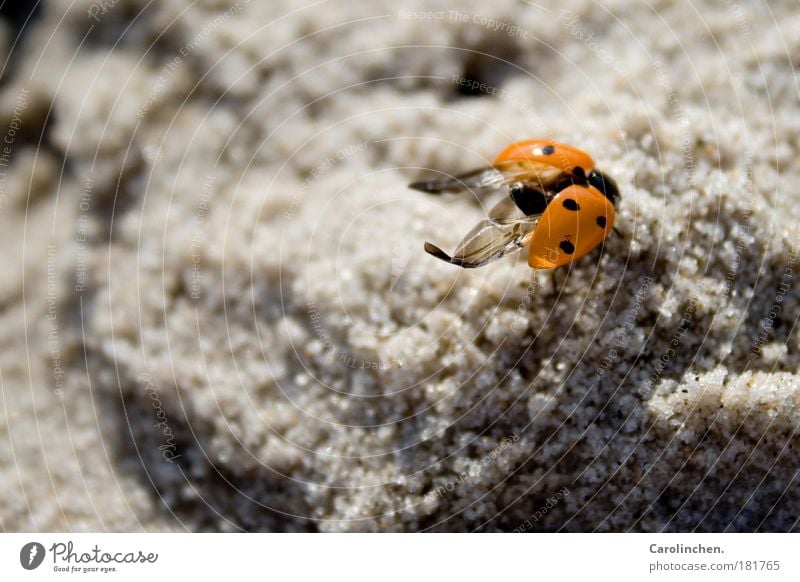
[
  {"left": 528, "top": 184, "right": 616, "bottom": 269},
  {"left": 414, "top": 138, "right": 620, "bottom": 270},
  {"left": 493, "top": 139, "right": 595, "bottom": 176}
]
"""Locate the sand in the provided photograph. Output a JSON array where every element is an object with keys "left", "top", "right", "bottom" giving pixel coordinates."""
[{"left": 1, "top": 0, "right": 799, "bottom": 532}]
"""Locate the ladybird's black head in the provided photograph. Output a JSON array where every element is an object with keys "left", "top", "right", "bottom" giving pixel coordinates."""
[{"left": 588, "top": 169, "right": 620, "bottom": 206}]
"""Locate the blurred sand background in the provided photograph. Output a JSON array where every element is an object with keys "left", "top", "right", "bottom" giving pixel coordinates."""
[{"left": 1, "top": 0, "right": 799, "bottom": 532}]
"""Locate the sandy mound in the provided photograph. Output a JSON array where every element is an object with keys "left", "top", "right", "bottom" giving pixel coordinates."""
[{"left": 1, "top": 0, "right": 799, "bottom": 531}]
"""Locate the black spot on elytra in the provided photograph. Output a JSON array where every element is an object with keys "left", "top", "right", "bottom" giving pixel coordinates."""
[
  {"left": 542, "top": 145, "right": 555, "bottom": 155},
  {"left": 562, "top": 198, "right": 580, "bottom": 211},
  {"left": 596, "top": 216, "right": 607, "bottom": 228},
  {"left": 559, "top": 240, "right": 575, "bottom": 255}
]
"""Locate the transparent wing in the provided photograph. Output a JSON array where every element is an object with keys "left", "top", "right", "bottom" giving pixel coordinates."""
[
  {"left": 424, "top": 213, "right": 539, "bottom": 269},
  {"left": 409, "top": 160, "right": 567, "bottom": 196},
  {"left": 409, "top": 166, "right": 507, "bottom": 195},
  {"left": 487, "top": 196, "right": 523, "bottom": 223}
]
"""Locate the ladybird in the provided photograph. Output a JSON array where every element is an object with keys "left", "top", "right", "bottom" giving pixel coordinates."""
[{"left": 409, "top": 139, "right": 620, "bottom": 269}]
